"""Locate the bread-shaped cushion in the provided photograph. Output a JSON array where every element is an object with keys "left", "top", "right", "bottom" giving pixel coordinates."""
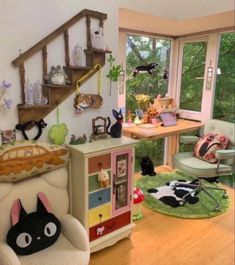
[
  {"left": 7, "top": 192, "right": 61, "bottom": 255},
  {"left": 0, "top": 141, "right": 69, "bottom": 183},
  {"left": 194, "top": 132, "right": 229, "bottom": 163}
]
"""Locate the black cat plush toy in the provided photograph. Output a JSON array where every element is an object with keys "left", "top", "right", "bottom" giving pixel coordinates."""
[
  {"left": 7, "top": 192, "right": 61, "bottom": 255},
  {"left": 133, "top": 63, "right": 158, "bottom": 77},
  {"left": 140, "top": 156, "right": 156, "bottom": 176},
  {"left": 107, "top": 109, "right": 123, "bottom": 138}
]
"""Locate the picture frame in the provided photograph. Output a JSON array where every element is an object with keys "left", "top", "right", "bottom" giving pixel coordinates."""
[{"left": 116, "top": 153, "right": 128, "bottom": 180}]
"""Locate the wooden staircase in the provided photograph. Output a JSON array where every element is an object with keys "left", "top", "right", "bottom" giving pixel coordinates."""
[{"left": 11, "top": 9, "right": 111, "bottom": 124}]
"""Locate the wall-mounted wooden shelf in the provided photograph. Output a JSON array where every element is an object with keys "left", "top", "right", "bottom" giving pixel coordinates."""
[{"left": 11, "top": 9, "right": 111, "bottom": 125}]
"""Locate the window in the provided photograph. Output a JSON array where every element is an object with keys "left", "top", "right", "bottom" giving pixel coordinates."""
[
  {"left": 126, "top": 34, "right": 171, "bottom": 114},
  {"left": 213, "top": 32, "right": 235, "bottom": 123},
  {"left": 179, "top": 40, "right": 207, "bottom": 112},
  {"left": 125, "top": 34, "right": 172, "bottom": 170}
]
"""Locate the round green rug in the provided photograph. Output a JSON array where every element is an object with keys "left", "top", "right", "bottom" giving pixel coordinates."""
[{"left": 136, "top": 171, "right": 230, "bottom": 219}]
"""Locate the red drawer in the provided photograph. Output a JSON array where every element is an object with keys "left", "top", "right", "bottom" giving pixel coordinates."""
[
  {"left": 89, "top": 211, "right": 131, "bottom": 241},
  {"left": 88, "top": 153, "right": 111, "bottom": 174}
]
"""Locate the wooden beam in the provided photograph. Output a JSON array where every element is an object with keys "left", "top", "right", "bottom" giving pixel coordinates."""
[
  {"left": 12, "top": 9, "right": 107, "bottom": 66},
  {"left": 119, "top": 27, "right": 175, "bottom": 39}
]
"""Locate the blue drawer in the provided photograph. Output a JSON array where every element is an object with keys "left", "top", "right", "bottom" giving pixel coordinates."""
[{"left": 89, "top": 188, "right": 111, "bottom": 209}]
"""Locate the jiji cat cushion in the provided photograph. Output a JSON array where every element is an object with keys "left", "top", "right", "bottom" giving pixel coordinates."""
[
  {"left": 194, "top": 132, "right": 229, "bottom": 163},
  {"left": 7, "top": 192, "right": 61, "bottom": 255}
]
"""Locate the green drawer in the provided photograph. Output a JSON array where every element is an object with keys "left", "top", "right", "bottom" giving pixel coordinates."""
[{"left": 89, "top": 170, "right": 111, "bottom": 192}]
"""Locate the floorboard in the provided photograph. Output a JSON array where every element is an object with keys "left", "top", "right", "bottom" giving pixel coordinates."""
[{"left": 89, "top": 166, "right": 235, "bottom": 265}]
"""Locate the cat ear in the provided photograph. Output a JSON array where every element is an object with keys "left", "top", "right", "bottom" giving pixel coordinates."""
[
  {"left": 118, "top": 109, "right": 122, "bottom": 114},
  {"left": 37, "top": 192, "right": 52, "bottom": 213},
  {"left": 11, "top": 199, "right": 28, "bottom": 226},
  {"left": 112, "top": 109, "right": 118, "bottom": 117}
]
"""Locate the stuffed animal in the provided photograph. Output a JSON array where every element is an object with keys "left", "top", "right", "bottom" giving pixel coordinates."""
[
  {"left": 97, "top": 169, "right": 109, "bottom": 188},
  {"left": 7, "top": 192, "right": 61, "bottom": 255},
  {"left": 107, "top": 109, "right": 123, "bottom": 138},
  {"left": 91, "top": 27, "right": 105, "bottom": 50},
  {"left": 45, "top": 65, "right": 70, "bottom": 85},
  {"left": 140, "top": 156, "right": 156, "bottom": 176},
  {"left": 133, "top": 63, "right": 158, "bottom": 77}
]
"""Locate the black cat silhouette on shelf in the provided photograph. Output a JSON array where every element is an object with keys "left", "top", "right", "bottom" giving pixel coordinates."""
[
  {"left": 133, "top": 63, "right": 158, "bottom": 77},
  {"left": 140, "top": 156, "right": 156, "bottom": 176},
  {"left": 107, "top": 109, "right": 123, "bottom": 138}
]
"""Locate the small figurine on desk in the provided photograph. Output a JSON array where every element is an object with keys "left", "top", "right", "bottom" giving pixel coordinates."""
[
  {"left": 127, "top": 110, "right": 133, "bottom": 124},
  {"left": 140, "top": 156, "right": 156, "bottom": 176}
]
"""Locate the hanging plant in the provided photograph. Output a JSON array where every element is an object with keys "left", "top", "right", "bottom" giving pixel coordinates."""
[{"left": 106, "top": 54, "right": 122, "bottom": 96}]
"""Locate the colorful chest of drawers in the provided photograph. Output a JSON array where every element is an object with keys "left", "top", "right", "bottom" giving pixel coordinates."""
[{"left": 67, "top": 137, "right": 137, "bottom": 252}]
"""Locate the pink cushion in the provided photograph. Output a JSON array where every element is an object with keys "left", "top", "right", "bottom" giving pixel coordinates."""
[{"left": 194, "top": 132, "right": 229, "bottom": 163}]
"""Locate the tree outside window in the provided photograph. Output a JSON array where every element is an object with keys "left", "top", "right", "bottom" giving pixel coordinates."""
[{"left": 126, "top": 34, "right": 171, "bottom": 170}]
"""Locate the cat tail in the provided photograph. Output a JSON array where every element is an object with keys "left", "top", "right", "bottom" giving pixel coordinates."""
[{"left": 106, "top": 117, "right": 111, "bottom": 135}]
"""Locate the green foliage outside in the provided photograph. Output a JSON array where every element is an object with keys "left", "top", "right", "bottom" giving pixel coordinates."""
[
  {"left": 180, "top": 41, "right": 207, "bottom": 111},
  {"left": 126, "top": 35, "right": 170, "bottom": 170},
  {"left": 213, "top": 32, "right": 235, "bottom": 123},
  {"left": 126, "top": 35, "right": 170, "bottom": 114},
  {"left": 126, "top": 33, "right": 234, "bottom": 188}
]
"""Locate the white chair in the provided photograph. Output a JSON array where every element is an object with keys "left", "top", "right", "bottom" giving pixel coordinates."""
[
  {"left": 173, "top": 119, "right": 235, "bottom": 211},
  {"left": 0, "top": 167, "right": 90, "bottom": 265}
]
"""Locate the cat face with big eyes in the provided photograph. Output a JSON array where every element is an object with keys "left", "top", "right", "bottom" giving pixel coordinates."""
[{"left": 7, "top": 192, "right": 61, "bottom": 255}]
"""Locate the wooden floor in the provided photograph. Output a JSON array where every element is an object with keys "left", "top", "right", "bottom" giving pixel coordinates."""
[{"left": 90, "top": 166, "right": 235, "bottom": 265}]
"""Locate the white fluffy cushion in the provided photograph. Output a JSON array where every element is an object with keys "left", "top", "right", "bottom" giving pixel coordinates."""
[{"left": 18, "top": 234, "right": 89, "bottom": 265}]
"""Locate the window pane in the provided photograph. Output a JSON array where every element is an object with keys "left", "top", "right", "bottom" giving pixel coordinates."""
[
  {"left": 213, "top": 32, "right": 235, "bottom": 123},
  {"left": 126, "top": 34, "right": 171, "bottom": 171},
  {"left": 126, "top": 35, "right": 171, "bottom": 113},
  {"left": 180, "top": 41, "right": 207, "bottom": 111}
]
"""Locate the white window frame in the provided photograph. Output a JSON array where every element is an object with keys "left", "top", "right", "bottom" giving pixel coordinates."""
[{"left": 175, "top": 33, "right": 220, "bottom": 122}]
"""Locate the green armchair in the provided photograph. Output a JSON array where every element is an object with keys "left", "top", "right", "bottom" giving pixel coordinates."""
[{"left": 173, "top": 119, "right": 235, "bottom": 211}]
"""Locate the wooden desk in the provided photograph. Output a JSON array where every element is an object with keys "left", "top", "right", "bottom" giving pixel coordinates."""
[{"left": 123, "top": 119, "right": 204, "bottom": 167}]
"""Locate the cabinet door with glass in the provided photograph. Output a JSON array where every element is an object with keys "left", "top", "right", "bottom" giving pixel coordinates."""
[{"left": 112, "top": 148, "right": 132, "bottom": 217}]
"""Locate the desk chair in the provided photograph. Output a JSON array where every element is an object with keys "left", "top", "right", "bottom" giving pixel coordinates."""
[{"left": 173, "top": 119, "right": 235, "bottom": 211}]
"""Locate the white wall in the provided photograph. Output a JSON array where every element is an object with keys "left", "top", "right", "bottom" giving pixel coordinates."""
[{"left": 0, "top": 0, "right": 119, "bottom": 143}]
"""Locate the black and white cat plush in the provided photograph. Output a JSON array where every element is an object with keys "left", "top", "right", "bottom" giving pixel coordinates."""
[
  {"left": 7, "top": 192, "right": 61, "bottom": 255},
  {"left": 107, "top": 109, "right": 123, "bottom": 138},
  {"left": 133, "top": 63, "right": 158, "bottom": 77},
  {"left": 140, "top": 156, "right": 156, "bottom": 176}
]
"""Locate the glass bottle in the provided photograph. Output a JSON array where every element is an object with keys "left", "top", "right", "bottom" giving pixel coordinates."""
[
  {"left": 24, "top": 79, "right": 34, "bottom": 105},
  {"left": 72, "top": 43, "right": 83, "bottom": 67},
  {"left": 34, "top": 79, "right": 42, "bottom": 104}
]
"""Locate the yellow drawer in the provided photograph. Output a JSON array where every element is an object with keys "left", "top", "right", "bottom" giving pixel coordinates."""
[{"left": 88, "top": 203, "right": 111, "bottom": 227}]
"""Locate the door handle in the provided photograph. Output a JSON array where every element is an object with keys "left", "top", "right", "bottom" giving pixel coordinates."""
[{"left": 113, "top": 174, "right": 116, "bottom": 195}]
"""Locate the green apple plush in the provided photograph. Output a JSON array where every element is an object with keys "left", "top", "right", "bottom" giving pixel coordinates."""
[{"left": 49, "top": 108, "right": 68, "bottom": 145}]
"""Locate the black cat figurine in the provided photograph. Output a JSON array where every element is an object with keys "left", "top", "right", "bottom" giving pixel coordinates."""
[
  {"left": 107, "top": 109, "right": 123, "bottom": 138},
  {"left": 7, "top": 192, "right": 61, "bottom": 255},
  {"left": 140, "top": 156, "right": 156, "bottom": 176},
  {"left": 133, "top": 63, "right": 158, "bottom": 77}
]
